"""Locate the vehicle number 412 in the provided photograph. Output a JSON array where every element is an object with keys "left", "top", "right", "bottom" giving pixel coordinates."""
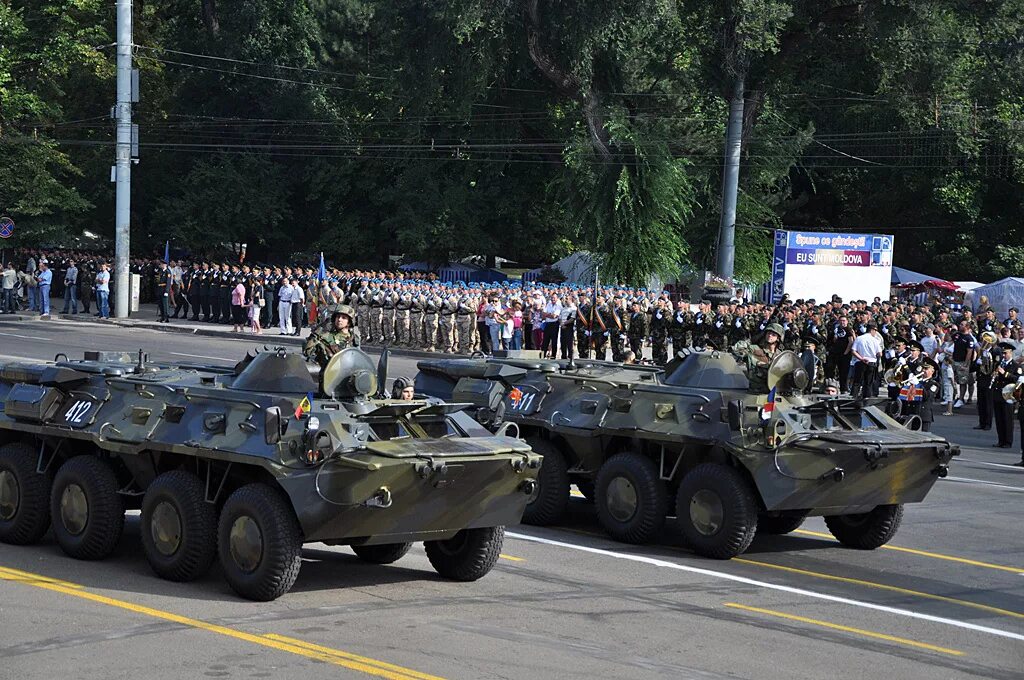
[{"left": 64, "top": 400, "right": 93, "bottom": 424}]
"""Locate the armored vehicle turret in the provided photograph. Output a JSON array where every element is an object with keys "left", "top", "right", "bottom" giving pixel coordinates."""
[
  {"left": 416, "top": 349, "right": 958, "bottom": 559},
  {"left": 0, "top": 348, "right": 540, "bottom": 600}
]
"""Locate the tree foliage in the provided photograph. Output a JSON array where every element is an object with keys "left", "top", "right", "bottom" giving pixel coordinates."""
[{"left": 1, "top": 0, "right": 1022, "bottom": 281}]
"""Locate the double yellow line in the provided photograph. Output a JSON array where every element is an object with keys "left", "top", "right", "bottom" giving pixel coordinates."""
[
  {"left": 0, "top": 565, "right": 442, "bottom": 680},
  {"left": 724, "top": 602, "right": 964, "bottom": 656}
]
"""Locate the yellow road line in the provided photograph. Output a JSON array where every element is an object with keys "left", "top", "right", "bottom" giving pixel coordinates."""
[
  {"left": 793, "top": 529, "right": 1024, "bottom": 575},
  {"left": 733, "top": 558, "right": 1024, "bottom": 621},
  {"left": 0, "top": 565, "right": 443, "bottom": 680},
  {"left": 723, "top": 602, "right": 964, "bottom": 657},
  {"left": 499, "top": 554, "right": 525, "bottom": 562},
  {"left": 0, "top": 565, "right": 85, "bottom": 590},
  {"left": 264, "top": 635, "right": 443, "bottom": 680}
]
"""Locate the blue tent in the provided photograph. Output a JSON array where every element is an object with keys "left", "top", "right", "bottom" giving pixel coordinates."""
[{"left": 891, "top": 267, "right": 937, "bottom": 285}]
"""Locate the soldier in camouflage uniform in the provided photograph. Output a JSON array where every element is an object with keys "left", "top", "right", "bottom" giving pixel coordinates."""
[
  {"left": 456, "top": 291, "right": 476, "bottom": 354},
  {"left": 609, "top": 296, "right": 628, "bottom": 362},
  {"left": 710, "top": 301, "right": 732, "bottom": 351},
  {"left": 650, "top": 298, "right": 670, "bottom": 364},
  {"left": 423, "top": 289, "right": 440, "bottom": 352},
  {"left": 627, "top": 300, "right": 649, "bottom": 357},
  {"left": 669, "top": 300, "right": 689, "bottom": 354},
  {"left": 381, "top": 284, "right": 397, "bottom": 346},
  {"left": 438, "top": 287, "right": 457, "bottom": 353},
  {"left": 395, "top": 285, "right": 412, "bottom": 347},
  {"left": 303, "top": 306, "right": 359, "bottom": 369}
]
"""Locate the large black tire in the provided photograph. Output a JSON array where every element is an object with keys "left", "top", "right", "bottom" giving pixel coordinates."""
[
  {"left": 352, "top": 542, "right": 412, "bottom": 565},
  {"left": 757, "top": 513, "right": 806, "bottom": 536},
  {"left": 675, "top": 463, "right": 758, "bottom": 559},
  {"left": 521, "top": 437, "right": 569, "bottom": 526},
  {"left": 594, "top": 452, "right": 667, "bottom": 544},
  {"left": 0, "top": 442, "right": 52, "bottom": 545},
  {"left": 425, "top": 526, "right": 504, "bottom": 581},
  {"left": 824, "top": 504, "right": 904, "bottom": 550},
  {"left": 50, "top": 456, "right": 124, "bottom": 560},
  {"left": 140, "top": 471, "right": 218, "bottom": 582},
  {"left": 218, "top": 484, "right": 304, "bottom": 601}
]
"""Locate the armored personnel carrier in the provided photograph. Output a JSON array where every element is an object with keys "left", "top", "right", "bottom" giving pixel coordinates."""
[
  {"left": 0, "top": 348, "right": 540, "bottom": 600},
  {"left": 416, "top": 350, "right": 958, "bottom": 559}
]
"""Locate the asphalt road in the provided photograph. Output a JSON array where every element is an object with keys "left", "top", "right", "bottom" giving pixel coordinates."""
[{"left": 0, "top": 317, "right": 1022, "bottom": 680}]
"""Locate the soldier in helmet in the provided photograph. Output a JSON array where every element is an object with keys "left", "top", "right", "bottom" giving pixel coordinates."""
[
  {"left": 745, "top": 323, "right": 786, "bottom": 393},
  {"left": 303, "top": 305, "right": 360, "bottom": 369}
]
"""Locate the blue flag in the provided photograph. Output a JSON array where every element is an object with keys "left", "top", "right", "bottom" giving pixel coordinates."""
[
  {"left": 317, "top": 252, "right": 327, "bottom": 283},
  {"left": 163, "top": 240, "right": 170, "bottom": 263}
]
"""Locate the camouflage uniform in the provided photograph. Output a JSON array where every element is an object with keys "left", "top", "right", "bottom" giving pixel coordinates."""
[
  {"left": 650, "top": 306, "right": 670, "bottom": 364},
  {"left": 669, "top": 308, "right": 689, "bottom": 353},
  {"left": 576, "top": 302, "right": 592, "bottom": 359},
  {"left": 627, "top": 308, "right": 649, "bottom": 356},
  {"left": 303, "top": 327, "right": 355, "bottom": 369}
]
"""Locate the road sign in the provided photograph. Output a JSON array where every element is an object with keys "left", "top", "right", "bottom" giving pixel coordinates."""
[{"left": 0, "top": 217, "right": 14, "bottom": 239}]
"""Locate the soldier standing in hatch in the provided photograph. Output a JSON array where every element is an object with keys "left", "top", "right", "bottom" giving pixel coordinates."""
[
  {"left": 303, "top": 307, "right": 359, "bottom": 369},
  {"left": 746, "top": 323, "right": 786, "bottom": 393}
]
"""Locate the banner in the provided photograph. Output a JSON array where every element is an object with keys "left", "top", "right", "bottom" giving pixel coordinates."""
[{"left": 770, "top": 230, "right": 893, "bottom": 303}]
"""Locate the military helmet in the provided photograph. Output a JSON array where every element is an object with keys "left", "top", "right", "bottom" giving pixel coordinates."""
[{"left": 765, "top": 323, "right": 786, "bottom": 339}]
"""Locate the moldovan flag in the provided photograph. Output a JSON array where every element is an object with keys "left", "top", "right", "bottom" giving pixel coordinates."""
[{"left": 295, "top": 393, "right": 312, "bottom": 418}]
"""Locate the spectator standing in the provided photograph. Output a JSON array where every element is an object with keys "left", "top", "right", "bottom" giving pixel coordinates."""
[
  {"left": 27, "top": 258, "right": 38, "bottom": 311},
  {"left": 1, "top": 263, "right": 16, "bottom": 313},
  {"left": 530, "top": 298, "right": 544, "bottom": 350},
  {"left": 94, "top": 263, "right": 111, "bottom": 318},
  {"left": 278, "top": 278, "right": 294, "bottom": 335},
  {"left": 35, "top": 261, "right": 53, "bottom": 317},
  {"left": 476, "top": 298, "right": 490, "bottom": 355},
  {"left": 231, "top": 278, "right": 246, "bottom": 333},
  {"left": 541, "top": 294, "right": 562, "bottom": 358},
  {"left": 510, "top": 302, "right": 524, "bottom": 350},
  {"left": 61, "top": 261, "right": 79, "bottom": 314}
]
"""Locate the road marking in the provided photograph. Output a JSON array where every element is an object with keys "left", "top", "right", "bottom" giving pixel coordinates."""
[
  {"left": 505, "top": 531, "right": 1024, "bottom": 642},
  {"left": 264, "top": 635, "right": 444, "bottom": 680},
  {"left": 0, "top": 565, "right": 443, "bottom": 680},
  {"left": 733, "top": 558, "right": 1024, "bottom": 620},
  {"left": 0, "top": 331, "right": 47, "bottom": 341},
  {"left": 792, "top": 529, "right": 1024, "bottom": 575},
  {"left": 169, "top": 351, "right": 235, "bottom": 362},
  {"left": 723, "top": 603, "right": 964, "bottom": 657},
  {"left": 960, "top": 458, "right": 1024, "bottom": 471},
  {"left": 944, "top": 475, "right": 1024, "bottom": 492},
  {"left": 554, "top": 527, "right": 1024, "bottom": 618},
  {"left": 499, "top": 554, "right": 526, "bottom": 562},
  {"left": 0, "top": 566, "right": 85, "bottom": 590}
]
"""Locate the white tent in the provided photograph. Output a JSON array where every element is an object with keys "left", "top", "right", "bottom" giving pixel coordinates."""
[
  {"left": 964, "top": 277, "right": 1024, "bottom": 316},
  {"left": 954, "top": 281, "right": 985, "bottom": 292}
]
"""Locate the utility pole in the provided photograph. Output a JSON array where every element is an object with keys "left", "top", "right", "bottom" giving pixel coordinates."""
[
  {"left": 716, "top": 75, "right": 744, "bottom": 281},
  {"left": 113, "top": 0, "right": 133, "bottom": 317}
]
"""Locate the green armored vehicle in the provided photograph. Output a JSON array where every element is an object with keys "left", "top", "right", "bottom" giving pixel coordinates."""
[
  {"left": 416, "top": 350, "right": 958, "bottom": 559},
  {"left": 0, "top": 348, "right": 540, "bottom": 600}
]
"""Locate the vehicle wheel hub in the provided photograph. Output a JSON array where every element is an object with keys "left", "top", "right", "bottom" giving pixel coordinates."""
[
  {"left": 605, "top": 476, "right": 638, "bottom": 523},
  {"left": 60, "top": 483, "right": 89, "bottom": 536},
  {"left": 150, "top": 501, "right": 183, "bottom": 557},
  {"left": 229, "top": 515, "right": 263, "bottom": 573},
  {"left": 689, "top": 489, "right": 724, "bottom": 536},
  {"left": 0, "top": 470, "right": 19, "bottom": 520}
]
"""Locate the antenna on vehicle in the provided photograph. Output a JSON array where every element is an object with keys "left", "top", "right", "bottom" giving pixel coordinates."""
[{"left": 134, "top": 348, "right": 146, "bottom": 374}]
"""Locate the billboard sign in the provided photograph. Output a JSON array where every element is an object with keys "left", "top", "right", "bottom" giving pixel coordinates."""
[{"left": 770, "top": 230, "right": 894, "bottom": 303}]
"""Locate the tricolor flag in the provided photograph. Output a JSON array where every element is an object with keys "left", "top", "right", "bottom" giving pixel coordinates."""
[
  {"left": 761, "top": 387, "right": 777, "bottom": 420},
  {"left": 295, "top": 392, "right": 313, "bottom": 418}
]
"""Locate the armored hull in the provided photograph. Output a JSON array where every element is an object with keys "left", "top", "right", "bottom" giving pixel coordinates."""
[
  {"left": 0, "top": 349, "right": 540, "bottom": 600},
  {"left": 416, "top": 350, "right": 958, "bottom": 558}
]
